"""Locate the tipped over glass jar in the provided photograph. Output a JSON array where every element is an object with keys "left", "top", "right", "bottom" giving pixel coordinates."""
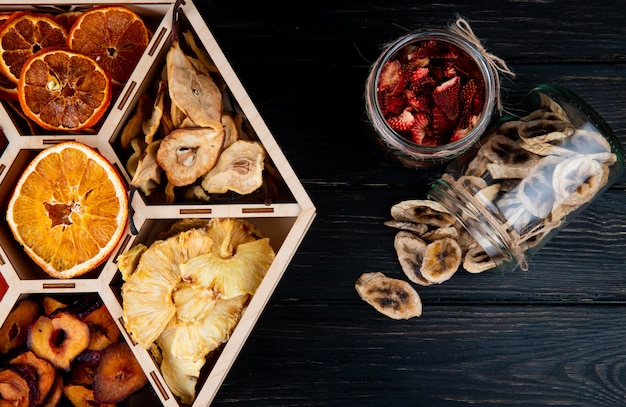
[
  {"left": 364, "top": 19, "right": 512, "bottom": 168},
  {"left": 427, "top": 85, "right": 625, "bottom": 273}
]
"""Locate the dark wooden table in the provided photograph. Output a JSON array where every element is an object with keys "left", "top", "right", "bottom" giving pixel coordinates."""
[{"left": 196, "top": 2, "right": 626, "bottom": 405}]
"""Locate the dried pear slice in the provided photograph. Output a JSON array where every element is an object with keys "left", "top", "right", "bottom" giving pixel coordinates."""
[
  {"left": 390, "top": 199, "right": 455, "bottom": 227},
  {"left": 131, "top": 139, "right": 162, "bottom": 195},
  {"left": 221, "top": 113, "right": 240, "bottom": 149},
  {"left": 120, "top": 93, "right": 151, "bottom": 149},
  {"left": 355, "top": 272, "right": 422, "bottom": 320},
  {"left": 552, "top": 155, "right": 609, "bottom": 207},
  {"left": 463, "top": 244, "right": 496, "bottom": 273},
  {"left": 200, "top": 140, "right": 266, "bottom": 195},
  {"left": 156, "top": 127, "right": 225, "bottom": 187},
  {"left": 143, "top": 77, "right": 167, "bottom": 144},
  {"left": 394, "top": 231, "right": 430, "bottom": 286},
  {"left": 167, "top": 40, "right": 223, "bottom": 129},
  {"left": 420, "top": 237, "right": 461, "bottom": 284}
]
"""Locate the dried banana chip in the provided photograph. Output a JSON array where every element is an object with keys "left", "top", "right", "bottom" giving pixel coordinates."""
[
  {"left": 482, "top": 134, "right": 540, "bottom": 168},
  {"left": 383, "top": 220, "right": 429, "bottom": 236},
  {"left": 517, "top": 155, "right": 561, "bottom": 218},
  {"left": 393, "top": 231, "right": 430, "bottom": 286},
  {"left": 390, "top": 199, "right": 455, "bottom": 227},
  {"left": 422, "top": 226, "right": 458, "bottom": 242},
  {"left": 517, "top": 114, "right": 574, "bottom": 146},
  {"left": 552, "top": 155, "right": 609, "bottom": 207},
  {"left": 463, "top": 244, "right": 496, "bottom": 273},
  {"left": 420, "top": 237, "right": 461, "bottom": 284},
  {"left": 355, "top": 272, "right": 422, "bottom": 320}
]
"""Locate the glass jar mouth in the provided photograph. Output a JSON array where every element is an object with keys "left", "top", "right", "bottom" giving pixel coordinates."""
[{"left": 365, "top": 30, "right": 497, "bottom": 157}]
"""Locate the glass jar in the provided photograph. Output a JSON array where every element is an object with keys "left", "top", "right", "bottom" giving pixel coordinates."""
[
  {"left": 428, "top": 84, "right": 625, "bottom": 272},
  {"left": 364, "top": 29, "right": 497, "bottom": 168}
]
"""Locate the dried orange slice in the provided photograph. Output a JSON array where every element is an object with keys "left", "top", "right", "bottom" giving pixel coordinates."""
[
  {"left": 0, "top": 12, "right": 67, "bottom": 84},
  {"left": 68, "top": 6, "right": 151, "bottom": 85},
  {"left": 0, "top": 12, "right": 18, "bottom": 100},
  {"left": 6, "top": 141, "right": 128, "bottom": 279},
  {"left": 18, "top": 48, "right": 112, "bottom": 131}
]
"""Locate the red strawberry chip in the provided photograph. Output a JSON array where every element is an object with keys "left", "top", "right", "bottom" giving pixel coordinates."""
[
  {"left": 433, "top": 76, "right": 460, "bottom": 120},
  {"left": 387, "top": 109, "right": 416, "bottom": 132}
]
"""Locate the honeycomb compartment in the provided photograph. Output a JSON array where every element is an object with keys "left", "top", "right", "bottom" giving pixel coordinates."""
[
  {"left": 0, "top": 292, "right": 162, "bottom": 406},
  {"left": 109, "top": 6, "right": 296, "bottom": 207},
  {"left": 0, "top": 146, "right": 126, "bottom": 281},
  {"left": 0, "top": 3, "right": 172, "bottom": 137},
  {"left": 0, "top": 1, "right": 316, "bottom": 406}
]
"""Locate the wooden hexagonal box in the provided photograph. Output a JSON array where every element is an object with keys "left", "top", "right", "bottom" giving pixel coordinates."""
[{"left": 0, "top": 1, "right": 315, "bottom": 405}]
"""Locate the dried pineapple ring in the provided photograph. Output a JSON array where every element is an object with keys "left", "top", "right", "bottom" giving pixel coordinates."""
[
  {"left": 156, "top": 127, "right": 225, "bottom": 187},
  {"left": 120, "top": 218, "right": 275, "bottom": 404}
]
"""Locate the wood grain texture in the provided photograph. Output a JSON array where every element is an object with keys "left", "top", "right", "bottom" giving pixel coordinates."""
[{"left": 192, "top": 1, "right": 626, "bottom": 405}]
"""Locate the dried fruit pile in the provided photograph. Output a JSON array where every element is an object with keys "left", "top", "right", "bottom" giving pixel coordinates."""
[
  {"left": 357, "top": 92, "right": 619, "bottom": 320},
  {"left": 119, "top": 218, "right": 275, "bottom": 404},
  {"left": 124, "top": 13, "right": 269, "bottom": 203},
  {"left": 0, "top": 6, "right": 151, "bottom": 132},
  {"left": 0, "top": 295, "right": 147, "bottom": 406},
  {"left": 376, "top": 39, "right": 485, "bottom": 146}
]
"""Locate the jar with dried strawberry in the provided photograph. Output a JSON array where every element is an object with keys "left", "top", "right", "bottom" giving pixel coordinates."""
[
  {"left": 365, "top": 19, "right": 512, "bottom": 168},
  {"left": 427, "top": 85, "right": 625, "bottom": 273}
]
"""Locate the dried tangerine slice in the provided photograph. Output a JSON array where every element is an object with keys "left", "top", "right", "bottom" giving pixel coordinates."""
[
  {"left": 18, "top": 48, "right": 112, "bottom": 131},
  {"left": 68, "top": 6, "right": 151, "bottom": 85},
  {"left": 0, "top": 12, "right": 67, "bottom": 84},
  {"left": 6, "top": 141, "right": 128, "bottom": 279}
]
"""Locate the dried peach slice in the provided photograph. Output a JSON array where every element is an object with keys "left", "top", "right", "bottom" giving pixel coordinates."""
[
  {"left": 92, "top": 341, "right": 147, "bottom": 404},
  {"left": 27, "top": 312, "right": 90, "bottom": 371}
]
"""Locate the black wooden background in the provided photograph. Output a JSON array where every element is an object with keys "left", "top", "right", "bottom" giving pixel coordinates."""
[{"left": 193, "top": 1, "right": 626, "bottom": 405}]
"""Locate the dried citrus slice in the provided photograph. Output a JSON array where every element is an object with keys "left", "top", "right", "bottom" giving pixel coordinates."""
[
  {"left": 0, "top": 12, "right": 67, "bottom": 84},
  {"left": 68, "top": 6, "right": 151, "bottom": 85},
  {"left": 18, "top": 48, "right": 112, "bottom": 131},
  {"left": 0, "top": 12, "right": 18, "bottom": 100},
  {"left": 6, "top": 141, "right": 128, "bottom": 279}
]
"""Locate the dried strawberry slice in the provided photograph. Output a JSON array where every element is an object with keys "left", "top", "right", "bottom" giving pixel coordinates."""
[
  {"left": 433, "top": 76, "right": 460, "bottom": 120},
  {"left": 431, "top": 106, "right": 457, "bottom": 139},
  {"left": 387, "top": 109, "right": 415, "bottom": 132},
  {"left": 378, "top": 60, "right": 406, "bottom": 96},
  {"left": 405, "top": 89, "right": 432, "bottom": 113},
  {"left": 410, "top": 111, "right": 430, "bottom": 144},
  {"left": 379, "top": 94, "right": 406, "bottom": 117}
]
